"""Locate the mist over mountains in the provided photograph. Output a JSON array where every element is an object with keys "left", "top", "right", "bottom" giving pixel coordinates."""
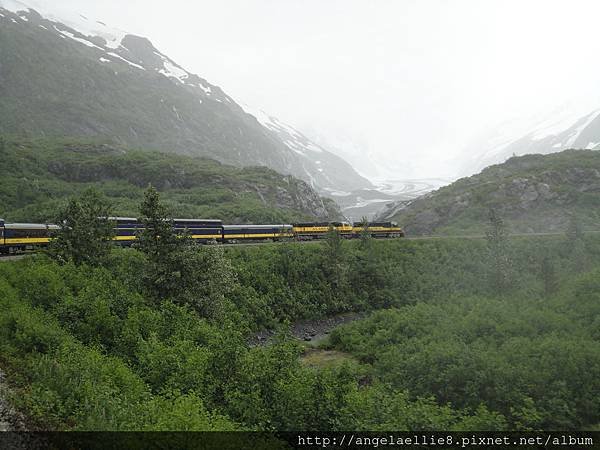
[
  {"left": 3, "top": 0, "right": 600, "bottom": 225},
  {"left": 0, "top": 0, "right": 369, "bottom": 196},
  {"left": 459, "top": 104, "right": 600, "bottom": 177}
]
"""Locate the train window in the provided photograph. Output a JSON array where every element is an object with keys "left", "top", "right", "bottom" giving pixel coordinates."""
[{"left": 6, "top": 228, "right": 51, "bottom": 238}]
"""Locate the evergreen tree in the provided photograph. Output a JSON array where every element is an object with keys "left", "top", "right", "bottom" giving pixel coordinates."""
[
  {"left": 566, "top": 215, "right": 588, "bottom": 273},
  {"left": 566, "top": 214, "right": 583, "bottom": 242},
  {"left": 485, "top": 208, "right": 512, "bottom": 293},
  {"left": 358, "top": 216, "right": 373, "bottom": 250},
  {"left": 351, "top": 217, "right": 389, "bottom": 307},
  {"left": 540, "top": 255, "right": 558, "bottom": 298},
  {"left": 136, "top": 185, "right": 235, "bottom": 317},
  {"left": 47, "top": 188, "right": 114, "bottom": 266},
  {"left": 136, "top": 185, "right": 189, "bottom": 300},
  {"left": 323, "top": 225, "right": 348, "bottom": 300},
  {"left": 136, "top": 185, "right": 183, "bottom": 260}
]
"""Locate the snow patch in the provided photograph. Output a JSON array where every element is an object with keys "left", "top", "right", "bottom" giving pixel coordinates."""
[
  {"left": 0, "top": 0, "right": 127, "bottom": 49},
  {"left": 304, "top": 142, "right": 324, "bottom": 153},
  {"left": 322, "top": 188, "right": 352, "bottom": 196},
  {"left": 242, "top": 103, "right": 323, "bottom": 154},
  {"left": 586, "top": 142, "right": 598, "bottom": 150},
  {"left": 54, "top": 26, "right": 104, "bottom": 50},
  {"left": 158, "top": 59, "right": 189, "bottom": 83},
  {"left": 99, "top": 57, "right": 110, "bottom": 63},
  {"left": 152, "top": 50, "right": 197, "bottom": 86},
  {"left": 198, "top": 83, "right": 212, "bottom": 94},
  {"left": 564, "top": 110, "right": 600, "bottom": 147},
  {"left": 530, "top": 108, "right": 585, "bottom": 141},
  {"left": 0, "top": 0, "right": 30, "bottom": 14},
  {"left": 106, "top": 52, "right": 145, "bottom": 70}
]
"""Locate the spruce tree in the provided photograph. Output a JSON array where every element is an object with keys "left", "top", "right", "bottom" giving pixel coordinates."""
[
  {"left": 136, "top": 185, "right": 182, "bottom": 261},
  {"left": 358, "top": 216, "right": 373, "bottom": 250},
  {"left": 136, "top": 185, "right": 235, "bottom": 317},
  {"left": 47, "top": 188, "right": 114, "bottom": 265},
  {"left": 136, "top": 185, "right": 187, "bottom": 300},
  {"left": 566, "top": 214, "right": 588, "bottom": 273},
  {"left": 323, "top": 225, "right": 348, "bottom": 298},
  {"left": 540, "top": 255, "right": 558, "bottom": 298},
  {"left": 485, "top": 208, "right": 512, "bottom": 293},
  {"left": 566, "top": 214, "right": 583, "bottom": 242}
]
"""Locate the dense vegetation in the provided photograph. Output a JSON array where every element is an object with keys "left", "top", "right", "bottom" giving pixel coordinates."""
[
  {"left": 380, "top": 149, "right": 600, "bottom": 235},
  {"left": 0, "top": 135, "right": 340, "bottom": 223},
  {"left": 1, "top": 189, "right": 599, "bottom": 431}
]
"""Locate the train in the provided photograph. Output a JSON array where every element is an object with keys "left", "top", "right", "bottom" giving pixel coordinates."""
[{"left": 0, "top": 217, "right": 404, "bottom": 253}]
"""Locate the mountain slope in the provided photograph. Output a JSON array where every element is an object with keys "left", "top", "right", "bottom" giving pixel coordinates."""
[
  {"left": 241, "top": 106, "right": 372, "bottom": 192},
  {"left": 378, "top": 150, "right": 600, "bottom": 235},
  {"left": 0, "top": 136, "right": 341, "bottom": 223},
  {"left": 0, "top": 1, "right": 367, "bottom": 193},
  {"left": 460, "top": 105, "right": 600, "bottom": 176}
]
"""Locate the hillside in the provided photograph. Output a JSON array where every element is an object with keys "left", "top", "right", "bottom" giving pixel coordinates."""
[
  {"left": 460, "top": 105, "right": 600, "bottom": 176},
  {"left": 0, "top": 1, "right": 369, "bottom": 193},
  {"left": 0, "top": 136, "right": 341, "bottom": 223},
  {"left": 378, "top": 149, "right": 600, "bottom": 235}
]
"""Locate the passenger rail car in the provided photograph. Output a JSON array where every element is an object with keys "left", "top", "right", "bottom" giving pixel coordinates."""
[
  {"left": 293, "top": 221, "right": 353, "bottom": 239},
  {"left": 112, "top": 217, "right": 223, "bottom": 244},
  {"left": 351, "top": 221, "right": 404, "bottom": 238},
  {"left": 222, "top": 224, "right": 293, "bottom": 242},
  {"left": 0, "top": 217, "right": 404, "bottom": 253},
  {"left": 0, "top": 219, "right": 59, "bottom": 253}
]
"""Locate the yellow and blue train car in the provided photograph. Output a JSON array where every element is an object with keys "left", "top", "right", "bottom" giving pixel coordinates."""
[
  {"left": 112, "top": 217, "right": 223, "bottom": 244},
  {"left": 352, "top": 221, "right": 404, "bottom": 238},
  {"left": 0, "top": 219, "right": 59, "bottom": 253},
  {"left": 292, "top": 221, "right": 353, "bottom": 239},
  {"left": 222, "top": 224, "right": 293, "bottom": 242}
]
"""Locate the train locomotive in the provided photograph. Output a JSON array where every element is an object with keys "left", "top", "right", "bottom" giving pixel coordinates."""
[{"left": 0, "top": 217, "right": 403, "bottom": 253}]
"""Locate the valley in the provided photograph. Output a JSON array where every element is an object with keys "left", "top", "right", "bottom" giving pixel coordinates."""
[
  {"left": 1, "top": 0, "right": 600, "bottom": 442},
  {"left": 332, "top": 178, "right": 450, "bottom": 221}
]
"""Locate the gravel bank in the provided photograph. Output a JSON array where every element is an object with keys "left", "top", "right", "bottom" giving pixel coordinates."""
[
  {"left": 250, "top": 312, "right": 366, "bottom": 346},
  {"left": 0, "top": 369, "right": 26, "bottom": 431}
]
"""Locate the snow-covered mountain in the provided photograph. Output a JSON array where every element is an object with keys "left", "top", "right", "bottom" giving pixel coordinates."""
[
  {"left": 299, "top": 127, "right": 384, "bottom": 180},
  {"left": 241, "top": 106, "right": 372, "bottom": 192},
  {"left": 459, "top": 104, "right": 600, "bottom": 176},
  {"left": 0, "top": 0, "right": 368, "bottom": 193}
]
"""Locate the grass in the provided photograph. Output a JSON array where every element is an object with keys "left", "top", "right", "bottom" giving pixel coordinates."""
[{"left": 300, "top": 348, "right": 357, "bottom": 370}]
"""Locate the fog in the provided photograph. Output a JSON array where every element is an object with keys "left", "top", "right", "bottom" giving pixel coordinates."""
[{"left": 27, "top": 0, "right": 600, "bottom": 179}]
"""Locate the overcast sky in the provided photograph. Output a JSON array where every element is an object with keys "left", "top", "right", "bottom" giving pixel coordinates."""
[{"left": 27, "top": 0, "right": 600, "bottom": 179}]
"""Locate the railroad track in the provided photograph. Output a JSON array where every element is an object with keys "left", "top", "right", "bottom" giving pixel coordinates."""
[
  {"left": 1, "top": 230, "right": 595, "bottom": 261},
  {"left": 0, "top": 254, "right": 32, "bottom": 262}
]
